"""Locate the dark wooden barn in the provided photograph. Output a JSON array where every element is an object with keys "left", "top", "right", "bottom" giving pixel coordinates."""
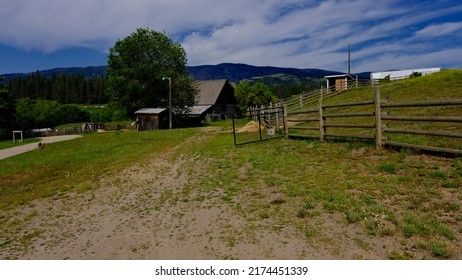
[
  {"left": 177, "top": 79, "right": 238, "bottom": 125},
  {"left": 195, "top": 79, "right": 237, "bottom": 118}
]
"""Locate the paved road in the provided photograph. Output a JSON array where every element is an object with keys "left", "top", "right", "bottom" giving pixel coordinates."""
[{"left": 0, "top": 135, "right": 82, "bottom": 160}]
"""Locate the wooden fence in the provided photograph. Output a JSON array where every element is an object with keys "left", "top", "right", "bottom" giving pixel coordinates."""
[
  {"left": 284, "top": 85, "right": 462, "bottom": 155},
  {"left": 283, "top": 79, "right": 371, "bottom": 112}
]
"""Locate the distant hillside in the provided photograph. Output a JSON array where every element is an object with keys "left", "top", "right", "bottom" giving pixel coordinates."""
[
  {"left": 187, "top": 63, "right": 344, "bottom": 82},
  {"left": 2, "top": 63, "right": 346, "bottom": 84},
  {"left": 2, "top": 66, "right": 107, "bottom": 80}
]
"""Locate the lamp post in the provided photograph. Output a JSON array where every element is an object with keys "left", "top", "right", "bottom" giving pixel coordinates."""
[{"left": 163, "top": 77, "right": 172, "bottom": 129}]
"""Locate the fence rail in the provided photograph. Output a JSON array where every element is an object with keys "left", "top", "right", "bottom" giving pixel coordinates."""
[
  {"left": 283, "top": 79, "right": 372, "bottom": 112},
  {"left": 283, "top": 85, "right": 462, "bottom": 155}
]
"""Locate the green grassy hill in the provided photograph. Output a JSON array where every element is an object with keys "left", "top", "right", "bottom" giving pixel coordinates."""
[{"left": 288, "top": 69, "right": 462, "bottom": 151}]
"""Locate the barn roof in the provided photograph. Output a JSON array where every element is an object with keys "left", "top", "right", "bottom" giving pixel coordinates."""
[
  {"left": 196, "top": 79, "right": 228, "bottom": 105},
  {"left": 134, "top": 108, "right": 167, "bottom": 115}
]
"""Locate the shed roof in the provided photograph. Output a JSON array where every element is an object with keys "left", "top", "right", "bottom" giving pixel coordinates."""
[
  {"left": 134, "top": 108, "right": 167, "bottom": 115},
  {"left": 188, "top": 105, "right": 213, "bottom": 116},
  {"left": 196, "top": 79, "right": 228, "bottom": 105}
]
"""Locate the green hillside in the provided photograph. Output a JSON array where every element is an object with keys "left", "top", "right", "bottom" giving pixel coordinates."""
[{"left": 287, "top": 69, "right": 462, "bottom": 151}]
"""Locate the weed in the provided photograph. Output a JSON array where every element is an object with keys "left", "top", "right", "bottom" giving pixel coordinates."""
[
  {"left": 225, "top": 236, "right": 236, "bottom": 247},
  {"left": 403, "top": 213, "right": 455, "bottom": 240},
  {"left": 378, "top": 163, "right": 397, "bottom": 174},
  {"left": 259, "top": 212, "right": 270, "bottom": 219},
  {"left": 429, "top": 171, "right": 446, "bottom": 179},
  {"left": 303, "top": 225, "right": 316, "bottom": 239},
  {"left": 431, "top": 242, "right": 451, "bottom": 259},
  {"left": 388, "top": 251, "right": 413, "bottom": 260},
  {"left": 354, "top": 238, "right": 373, "bottom": 251}
]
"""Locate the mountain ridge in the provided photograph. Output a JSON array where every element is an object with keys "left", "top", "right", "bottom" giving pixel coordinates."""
[{"left": 2, "top": 63, "right": 363, "bottom": 83}]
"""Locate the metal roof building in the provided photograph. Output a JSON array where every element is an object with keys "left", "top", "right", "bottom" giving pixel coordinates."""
[{"left": 370, "top": 67, "right": 441, "bottom": 80}]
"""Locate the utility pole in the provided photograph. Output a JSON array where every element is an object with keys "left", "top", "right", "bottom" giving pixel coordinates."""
[
  {"left": 163, "top": 77, "right": 172, "bottom": 129},
  {"left": 348, "top": 45, "right": 351, "bottom": 76}
]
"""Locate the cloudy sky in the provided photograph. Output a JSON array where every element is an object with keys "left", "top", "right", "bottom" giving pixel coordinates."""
[{"left": 1, "top": 0, "right": 462, "bottom": 74}]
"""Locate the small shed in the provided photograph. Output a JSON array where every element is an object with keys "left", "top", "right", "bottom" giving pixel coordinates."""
[
  {"left": 134, "top": 108, "right": 168, "bottom": 131},
  {"left": 324, "top": 74, "right": 354, "bottom": 92}
]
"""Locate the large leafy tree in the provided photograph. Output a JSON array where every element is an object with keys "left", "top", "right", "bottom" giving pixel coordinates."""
[
  {"left": 235, "top": 82, "right": 278, "bottom": 112},
  {"left": 107, "top": 28, "right": 198, "bottom": 118}
]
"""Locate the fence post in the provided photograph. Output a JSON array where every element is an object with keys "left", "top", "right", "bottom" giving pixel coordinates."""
[
  {"left": 283, "top": 104, "right": 288, "bottom": 139},
  {"left": 275, "top": 103, "right": 280, "bottom": 133},
  {"left": 319, "top": 87, "right": 325, "bottom": 143},
  {"left": 374, "top": 84, "right": 383, "bottom": 149}
]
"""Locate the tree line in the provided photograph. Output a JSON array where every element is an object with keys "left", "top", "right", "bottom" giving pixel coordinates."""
[
  {"left": 8, "top": 71, "right": 108, "bottom": 105},
  {"left": 1, "top": 28, "right": 319, "bottom": 138}
]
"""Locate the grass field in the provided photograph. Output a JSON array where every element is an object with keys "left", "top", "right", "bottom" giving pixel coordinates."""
[
  {"left": 0, "top": 137, "right": 40, "bottom": 150},
  {"left": 0, "top": 71, "right": 461, "bottom": 259},
  {"left": 288, "top": 70, "right": 462, "bottom": 150},
  {"left": 0, "top": 129, "right": 197, "bottom": 209}
]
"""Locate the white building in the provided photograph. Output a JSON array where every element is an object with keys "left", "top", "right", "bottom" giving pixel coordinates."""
[{"left": 370, "top": 67, "right": 441, "bottom": 80}]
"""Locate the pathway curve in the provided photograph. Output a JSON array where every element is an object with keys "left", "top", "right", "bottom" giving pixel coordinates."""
[{"left": 0, "top": 135, "right": 82, "bottom": 160}]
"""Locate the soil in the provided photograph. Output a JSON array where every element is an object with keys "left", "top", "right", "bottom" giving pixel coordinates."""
[
  {"left": 1, "top": 130, "right": 324, "bottom": 259},
  {"left": 1, "top": 129, "right": 460, "bottom": 260}
]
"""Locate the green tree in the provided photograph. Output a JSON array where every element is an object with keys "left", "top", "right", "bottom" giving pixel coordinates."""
[
  {"left": 235, "top": 82, "right": 278, "bottom": 112},
  {"left": 14, "top": 98, "right": 37, "bottom": 130},
  {"left": 0, "top": 77, "right": 16, "bottom": 134},
  {"left": 55, "top": 104, "right": 90, "bottom": 124},
  {"left": 14, "top": 99, "right": 89, "bottom": 130},
  {"left": 107, "top": 28, "right": 198, "bottom": 118}
]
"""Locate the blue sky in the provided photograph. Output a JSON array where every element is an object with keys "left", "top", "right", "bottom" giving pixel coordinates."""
[{"left": 1, "top": 0, "right": 462, "bottom": 74}]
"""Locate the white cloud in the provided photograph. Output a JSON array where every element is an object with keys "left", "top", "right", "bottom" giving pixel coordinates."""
[
  {"left": 1, "top": 0, "right": 461, "bottom": 72},
  {"left": 413, "top": 22, "right": 462, "bottom": 38}
]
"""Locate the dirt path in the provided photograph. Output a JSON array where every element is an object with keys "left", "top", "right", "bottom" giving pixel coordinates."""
[
  {"left": 1, "top": 129, "right": 315, "bottom": 260},
  {"left": 0, "top": 135, "right": 82, "bottom": 160}
]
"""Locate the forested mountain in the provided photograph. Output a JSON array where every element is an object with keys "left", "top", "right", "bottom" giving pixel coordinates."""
[
  {"left": 1, "top": 63, "right": 351, "bottom": 105},
  {"left": 8, "top": 71, "right": 107, "bottom": 104},
  {"left": 2, "top": 63, "right": 345, "bottom": 83}
]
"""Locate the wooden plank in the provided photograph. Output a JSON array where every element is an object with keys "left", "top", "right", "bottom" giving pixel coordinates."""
[
  {"left": 323, "top": 100, "right": 374, "bottom": 108},
  {"left": 382, "top": 116, "right": 462, "bottom": 122},
  {"left": 324, "top": 123, "right": 375, "bottom": 128},
  {"left": 288, "top": 109, "right": 318, "bottom": 115},
  {"left": 382, "top": 99, "right": 462, "bottom": 108},
  {"left": 288, "top": 134, "right": 318, "bottom": 139},
  {"left": 383, "top": 128, "right": 462, "bottom": 138},
  {"left": 384, "top": 141, "right": 462, "bottom": 155},
  {"left": 325, "top": 133, "right": 374, "bottom": 140},
  {"left": 375, "top": 85, "right": 383, "bottom": 149},
  {"left": 287, "top": 117, "right": 319, "bottom": 122},
  {"left": 323, "top": 112, "right": 374, "bottom": 118},
  {"left": 289, "top": 126, "right": 319, "bottom": 131}
]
